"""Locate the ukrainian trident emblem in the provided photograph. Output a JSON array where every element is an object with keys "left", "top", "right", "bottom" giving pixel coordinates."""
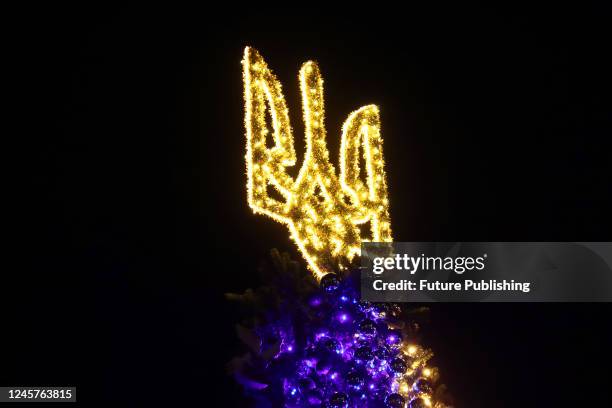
[{"left": 243, "top": 47, "right": 393, "bottom": 279}]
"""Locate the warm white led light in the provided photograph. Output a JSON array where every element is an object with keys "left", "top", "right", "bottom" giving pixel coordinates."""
[{"left": 243, "top": 47, "right": 392, "bottom": 280}]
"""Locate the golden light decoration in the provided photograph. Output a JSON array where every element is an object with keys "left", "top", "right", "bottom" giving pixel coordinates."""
[{"left": 243, "top": 46, "right": 392, "bottom": 280}]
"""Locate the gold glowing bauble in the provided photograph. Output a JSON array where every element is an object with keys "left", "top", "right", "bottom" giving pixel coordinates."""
[{"left": 243, "top": 47, "right": 392, "bottom": 280}]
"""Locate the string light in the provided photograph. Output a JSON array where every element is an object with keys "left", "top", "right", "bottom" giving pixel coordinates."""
[
  {"left": 243, "top": 46, "right": 392, "bottom": 279},
  {"left": 406, "top": 345, "right": 418, "bottom": 356}
]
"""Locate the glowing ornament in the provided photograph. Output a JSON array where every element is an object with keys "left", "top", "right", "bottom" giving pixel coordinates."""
[
  {"left": 386, "top": 393, "right": 406, "bottom": 408},
  {"left": 413, "top": 378, "right": 433, "bottom": 395},
  {"left": 390, "top": 356, "right": 408, "bottom": 374},
  {"left": 243, "top": 47, "right": 393, "bottom": 280}
]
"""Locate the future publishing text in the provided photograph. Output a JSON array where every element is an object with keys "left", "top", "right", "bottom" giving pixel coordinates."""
[{"left": 373, "top": 279, "right": 531, "bottom": 293}]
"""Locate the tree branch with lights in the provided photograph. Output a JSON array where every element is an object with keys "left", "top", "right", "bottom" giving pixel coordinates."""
[{"left": 227, "top": 47, "right": 452, "bottom": 408}]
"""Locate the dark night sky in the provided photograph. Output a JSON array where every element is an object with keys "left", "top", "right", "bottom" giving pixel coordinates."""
[{"left": 6, "top": 4, "right": 612, "bottom": 406}]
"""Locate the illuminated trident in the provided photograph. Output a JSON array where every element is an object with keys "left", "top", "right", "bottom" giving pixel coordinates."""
[{"left": 243, "top": 47, "right": 392, "bottom": 280}]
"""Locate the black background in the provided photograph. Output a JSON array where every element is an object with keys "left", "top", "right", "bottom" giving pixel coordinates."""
[{"left": 7, "top": 4, "right": 612, "bottom": 406}]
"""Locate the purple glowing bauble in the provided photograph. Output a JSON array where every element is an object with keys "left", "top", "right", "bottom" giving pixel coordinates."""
[
  {"left": 354, "top": 345, "right": 374, "bottom": 362},
  {"left": 413, "top": 378, "right": 433, "bottom": 394},
  {"left": 298, "top": 377, "right": 316, "bottom": 392},
  {"left": 345, "top": 370, "right": 365, "bottom": 390},
  {"left": 389, "top": 357, "right": 407, "bottom": 374},
  {"left": 357, "top": 319, "right": 377, "bottom": 337},
  {"left": 375, "top": 345, "right": 391, "bottom": 359},
  {"left": 328, "top": 392, "right": 349, "bottom": 408},
  {"left": 316, "top": 358, "right": 332, "bottom": 375},
  {"left": 385, "top": 393, "right": 406, "bottom": 408},
  {"left": 321, "top": 337, "right": 342, "bottom": 354},
  {"left": 320, "top": 273, "right": 340, "bottom": 292}
]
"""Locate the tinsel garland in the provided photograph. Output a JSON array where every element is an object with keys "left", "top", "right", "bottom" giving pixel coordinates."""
[{"left": 227, "top": 249, "right": 452, "bottom": 408}]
